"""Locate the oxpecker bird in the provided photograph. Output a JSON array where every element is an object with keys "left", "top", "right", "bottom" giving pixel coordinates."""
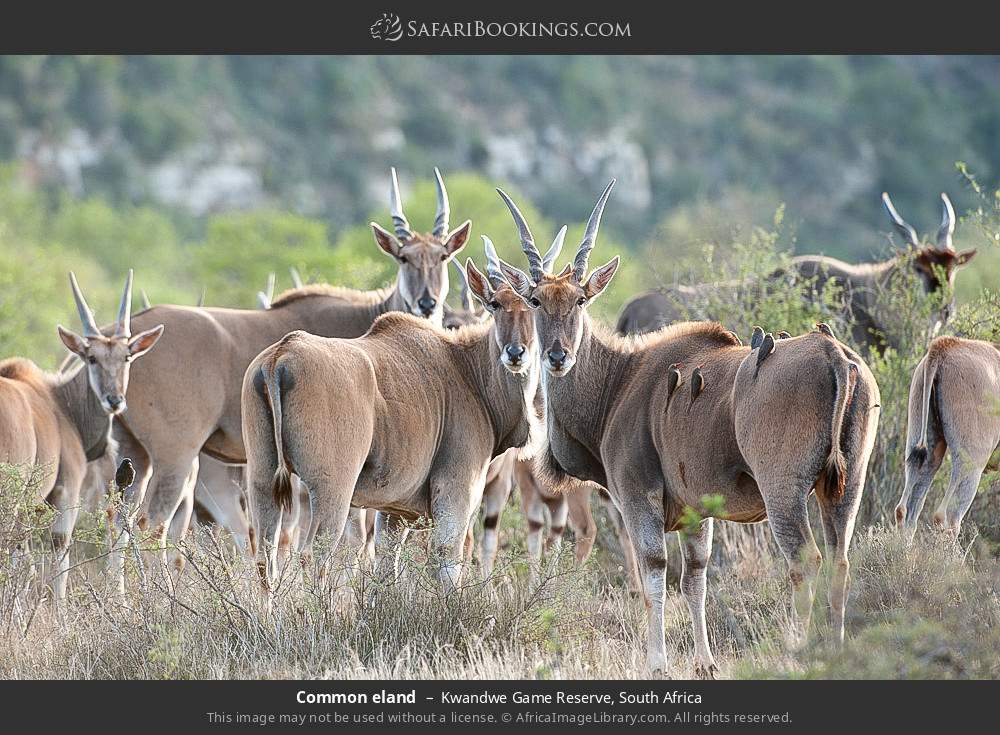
[
  {"left": 815, "top": 322, "right": 835, "bottom": 338},
  {"left": 777, "top": 331, "right": 791, "bottom": 340},
  {"left": 665, "top": 363, "right": 682, "bottom": 404},
  {"left": 750, "top": 326, "right": 765, "bottom": 350},
  {"left": 754, "top": 333, "right": 775, "bottom": 378},
  {"left": 689, "top": 367, "right": 705, "bottom": 411}
]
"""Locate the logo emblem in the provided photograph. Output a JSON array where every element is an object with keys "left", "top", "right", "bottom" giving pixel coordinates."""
[{"left": 370, "top": 13, "right": 403, "bottom": 41}]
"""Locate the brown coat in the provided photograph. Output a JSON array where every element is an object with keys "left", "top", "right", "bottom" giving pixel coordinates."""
[{"left": 496, "top": 180, "right": 880, "bottom": 675}]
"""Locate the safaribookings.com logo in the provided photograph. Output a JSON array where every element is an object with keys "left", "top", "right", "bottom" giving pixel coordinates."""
[
  {"left": 370, "top": 13, "right": 404, "bottom": 41},
  {"left": 369, "top": 14, "right": 631, "bottom": 42}
]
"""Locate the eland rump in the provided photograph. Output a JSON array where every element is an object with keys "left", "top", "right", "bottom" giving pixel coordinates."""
[
  {"left": 895, "top": 336, "right": 1000, "bottom": 539},
  {"left": 496, "top": 182, "right": 881, "bottom": 676},
  {"left": 242, "top": 253, "right": 539, "bottom": 590}
]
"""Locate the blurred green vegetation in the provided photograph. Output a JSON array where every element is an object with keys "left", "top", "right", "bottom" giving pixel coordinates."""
[
  {"left": 2, "top": 56, "right": 1000, "bottom": 252},
  {"left": 0, "top": 166, "right": 643, "bottom": 367},
  {"left": 0, "top": 55, "right": 998, "bottom": 376},
  {"left": 0, "top": 160, "right": 996, "bottom": 371}
]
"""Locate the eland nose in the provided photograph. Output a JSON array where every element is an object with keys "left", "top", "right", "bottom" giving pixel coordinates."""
[
  {"left": 505, "top": 344, "right": 526, "bottom": 365},
  {"left": 106, "top": 395, "right": 124, "bottom": 411},
  {"left": 417, "top": 295, "right": 436, "bottom": 316},
  {"left": 547, "top": 348, "right": 567, "bottom": 368}
]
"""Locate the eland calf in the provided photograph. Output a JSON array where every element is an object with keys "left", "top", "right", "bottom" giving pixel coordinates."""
[
  {"left": 895, "top": 336, "right": 1000, "bottom": 538},
  {"left": 497, "top": 182, "right": 880, "bottom": 676},
  {"left": 243, "top": 252, "right": 539, "bottom": 591}
]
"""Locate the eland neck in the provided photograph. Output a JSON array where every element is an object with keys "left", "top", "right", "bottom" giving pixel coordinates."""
[
  {"left": 53, "top": 364, "right": 113, "bottom": 462},
  {"left": 542, "top": 315, "right": 629, "bottom": 468},
  {"left": 458, "top": 325, "right": 540, "bottom": 457}
]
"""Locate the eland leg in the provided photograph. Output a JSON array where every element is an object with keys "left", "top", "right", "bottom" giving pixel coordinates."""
[
  {"left": 516, "top": 467, "right": 548, "bottom": 573},
  {"left": 373, "top": 512, "right": 410, "bottom": 581},
  {"left": 601, "top": 491, "right": 642, "bottom": 592},
  {"left": 47, "top": 480, "right": 82, "bottom": 602},
  {"left": 479, "top": 468, "right": 514, "bottom": 578},
  {"left": 679, "top": 517, "right": 717, "bottom": 678},
  {"left": 137, "top": 455, "right": 201, "bottom": 586},
  {"left": 430, "top": 468, "right": 487, "bottom": 592},
  {"left": 896, "top": 439, "right": 945, "bottom": 540},
  {"left": 164, "top": 459, "right": 198, "bottom": 579},
  {"left": 616, "top": 492, "right": 668, "bottom": 674},
  {"left": 542, "top": 493, "right": 568, "bottom": 558},
  {"left": 761, "top": 478, "right": 822, "bottom": 644},
  {"left": 933, "top": 457, "right": 986, "bottom": 538},
  {"left": 566, "top": 485, "right": 597, "bottom": 566}
]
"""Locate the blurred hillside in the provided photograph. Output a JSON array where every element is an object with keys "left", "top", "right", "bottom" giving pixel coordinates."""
[
  {"left": 1, "top": 55, "right": 999, "bottom": 366},
  {"left": 3, "top": 56, "right": 999, "bottom": 251}
]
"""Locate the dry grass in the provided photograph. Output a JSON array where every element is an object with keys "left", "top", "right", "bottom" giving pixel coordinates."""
[{"left": 1, "top": 470, "right": 996, "bottom": 680}]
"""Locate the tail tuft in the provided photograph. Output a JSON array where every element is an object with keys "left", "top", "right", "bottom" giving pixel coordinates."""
[
  {"left": 272, "top": 465, "right": 294, "bottom": 513},
  {"left": 823, "top": 448, "right": 847, "bottom": 500},
  {"left": 907, "top": 444, "right": 929, "bottom": 468},
  {"left": 819, "top": 351, "right": 855, "bottom": 502}
]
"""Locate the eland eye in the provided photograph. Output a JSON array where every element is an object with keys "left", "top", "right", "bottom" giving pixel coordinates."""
[
  {"left": 577, "top": 297, "right": 587, "bottom": 306},
  {"left": 399, "top": 255, "right": 408, "bottom": 264},
  {"left": 528, "top": 297, "right": 541, "bottom": 308},
  {"left": 87, "top": 356, "right": 97, "bottom": 365},
  {"left": 488, "top": 300, "right": 501, "bottom": 310}
]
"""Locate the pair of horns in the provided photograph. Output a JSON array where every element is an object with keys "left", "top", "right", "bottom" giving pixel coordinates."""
[
  {"left": 389, "top": 167, "right": 451, "bottom": 240},
  {"left": 882, "top": 191, "right": 955, "bottom": 251},
  {"left": 69, "top": 269, "right": 134, "bottom": 339},
  {"left": 497, "top": 180, "right": 615, "bottom": 283}
]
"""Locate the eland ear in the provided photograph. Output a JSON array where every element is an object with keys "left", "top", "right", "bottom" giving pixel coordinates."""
[
  {"left": 582, "top": 256, "right": 620, "bottom": 300},
  {"left": 371, "top": 222, "right": 403, "bottom": 259},
  {"left": 498, "top": 260, "right": 533, "bottom": 299},
  {"left": 444, "top": 220, "right": 472, "bottom": 258},
  {"left": 956, "top": 248, "right": 977, "bottom": 266},
  {"left": 128, "top": 324, "right": 164, "bottom": 359},
  {"left": 57, "top": 326, "right": 88, "bottom": 358},
  {"left": 465, "top": 259, "right": 493, "bottom": 306}
]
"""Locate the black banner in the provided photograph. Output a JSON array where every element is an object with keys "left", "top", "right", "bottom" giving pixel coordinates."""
[
  {"left": 1, "top": 679, "right": 994, "bottom": 732},
  {"left": 0, "top": 3, "right": 998, "bottom": 54}
]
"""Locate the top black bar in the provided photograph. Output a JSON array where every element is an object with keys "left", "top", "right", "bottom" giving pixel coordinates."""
[{"left": 3, "top": 3, "right": 1000, "bottom": 54}]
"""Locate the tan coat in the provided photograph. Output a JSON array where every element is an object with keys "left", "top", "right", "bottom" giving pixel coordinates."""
[
  {"left": 896, "top": 336, "right": 1000, "bottom": 537},
  {"left": 243, "top": 280, "right": 539, "bottom": 589}
]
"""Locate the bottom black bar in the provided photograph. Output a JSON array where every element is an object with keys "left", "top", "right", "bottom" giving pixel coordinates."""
[{"left": 1, "top": 680, "right": 993, "bottom": 732}]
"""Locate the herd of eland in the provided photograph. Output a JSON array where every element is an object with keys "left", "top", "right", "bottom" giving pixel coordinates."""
[{"left": 0, "top": 167, "right": 995, "bottom": 676}]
